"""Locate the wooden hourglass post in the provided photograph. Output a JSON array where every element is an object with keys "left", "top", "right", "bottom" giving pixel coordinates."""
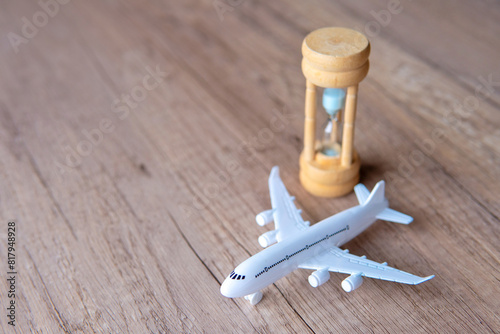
[
  {"left": 299, "top": 27, "right": 370, "bottom": 197},
  {"left": 304, "top": 80, "right": 316, "bottom": 162},
  {"left": 341, "top": 85, "right": 358, "bottom": 167}
]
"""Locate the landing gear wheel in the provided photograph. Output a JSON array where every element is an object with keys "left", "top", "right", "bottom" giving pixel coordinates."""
[{"left": 244, "top": 291, "right": 263, "bottom": 305}]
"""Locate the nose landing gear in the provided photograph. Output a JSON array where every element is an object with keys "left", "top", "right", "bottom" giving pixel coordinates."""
[{"left": 244, "top": 291, "right": 263, "bottom": 305}]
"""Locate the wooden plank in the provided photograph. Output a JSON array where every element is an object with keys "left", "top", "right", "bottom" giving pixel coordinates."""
[{"left": 337, "top": 0, "right": 500, "bottom": 107}]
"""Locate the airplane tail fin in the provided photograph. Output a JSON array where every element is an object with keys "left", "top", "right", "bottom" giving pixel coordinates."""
[
  {"left": 358, "top": 180, "right": 385, "bottom": 205},
  {"left": 356, "top": 181, "right": 413, "bottom": 224}
]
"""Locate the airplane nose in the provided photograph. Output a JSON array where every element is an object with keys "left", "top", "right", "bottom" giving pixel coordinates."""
[{"left": 220, "top": 278, "right": 232, "bottom": 297}]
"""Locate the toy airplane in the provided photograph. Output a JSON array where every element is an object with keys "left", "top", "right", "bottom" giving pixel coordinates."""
[{"left": 220, "top": 167, "right": 434, "bottom": 305}]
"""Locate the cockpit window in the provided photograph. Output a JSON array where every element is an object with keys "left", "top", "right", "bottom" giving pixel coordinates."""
[{"left": 229, "top": 271, "right": 245, "bottom": 280}]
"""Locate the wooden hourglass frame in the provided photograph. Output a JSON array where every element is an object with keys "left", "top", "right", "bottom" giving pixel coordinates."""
[{"left": 299, "top": 27, "right": 370, "bottom": 197}]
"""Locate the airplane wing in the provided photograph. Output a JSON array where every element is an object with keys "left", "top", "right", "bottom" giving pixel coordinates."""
[
  {"left": 298, "top": 246, "right": 434, "bottom": 285},
  {"left": 269, "top": 167, "right": 309, "bottom": 242}
]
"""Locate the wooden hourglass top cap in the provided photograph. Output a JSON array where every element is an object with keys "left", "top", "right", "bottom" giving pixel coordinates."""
[{"left": 302, "top": 27, "right": 370, "bottom": 72}]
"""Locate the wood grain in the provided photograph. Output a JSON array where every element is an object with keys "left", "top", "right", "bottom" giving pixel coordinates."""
[{"left": 0, "top": 0, "right": 498, "bottom": 332}]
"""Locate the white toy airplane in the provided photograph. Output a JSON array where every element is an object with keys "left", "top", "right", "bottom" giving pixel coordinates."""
[{"left": 220, "top": 167, "right": 434, "bottom": 305}]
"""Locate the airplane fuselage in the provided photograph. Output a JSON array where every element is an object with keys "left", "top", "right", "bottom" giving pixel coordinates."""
[{"left": 221, "top": 199, "right": 388, "bottom": 297}]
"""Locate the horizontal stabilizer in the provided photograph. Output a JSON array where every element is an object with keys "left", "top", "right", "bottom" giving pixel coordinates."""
[
  {"left": 354, "top": 184, "right": 370, "bottom": 205},
  {"left": 376, "top": 208, "right": 413, "bottom": 224}
]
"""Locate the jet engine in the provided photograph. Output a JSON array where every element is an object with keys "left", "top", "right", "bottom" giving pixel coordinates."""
[
  {"left": 341, "top": 273, "right": 363, "bottom": 292},
  {"left": 256, "top": 209, "right": 274, "bottom": 226},
  {"left": 258, "top": 230, "right": 277, "bottom": 248},
  {"left": 308, "top": 269, "right": 330, "bottom": 288}
]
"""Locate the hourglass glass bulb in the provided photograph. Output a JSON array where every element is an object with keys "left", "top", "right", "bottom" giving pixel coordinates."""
[
  {"left": 321, "top": 113, "right": 341, "bottom": 156},
  {"left": 320, "top": 88, "right": 345, "bottom": 157}
]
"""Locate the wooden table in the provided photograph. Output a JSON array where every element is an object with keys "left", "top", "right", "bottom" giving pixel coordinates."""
[{"left": 1, "top": 0, "right": 498, "bottom": 332}]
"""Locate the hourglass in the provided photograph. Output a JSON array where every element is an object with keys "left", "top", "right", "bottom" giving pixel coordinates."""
[{"left": 299, "top": 27, "right": 370, "bottom": 197}]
